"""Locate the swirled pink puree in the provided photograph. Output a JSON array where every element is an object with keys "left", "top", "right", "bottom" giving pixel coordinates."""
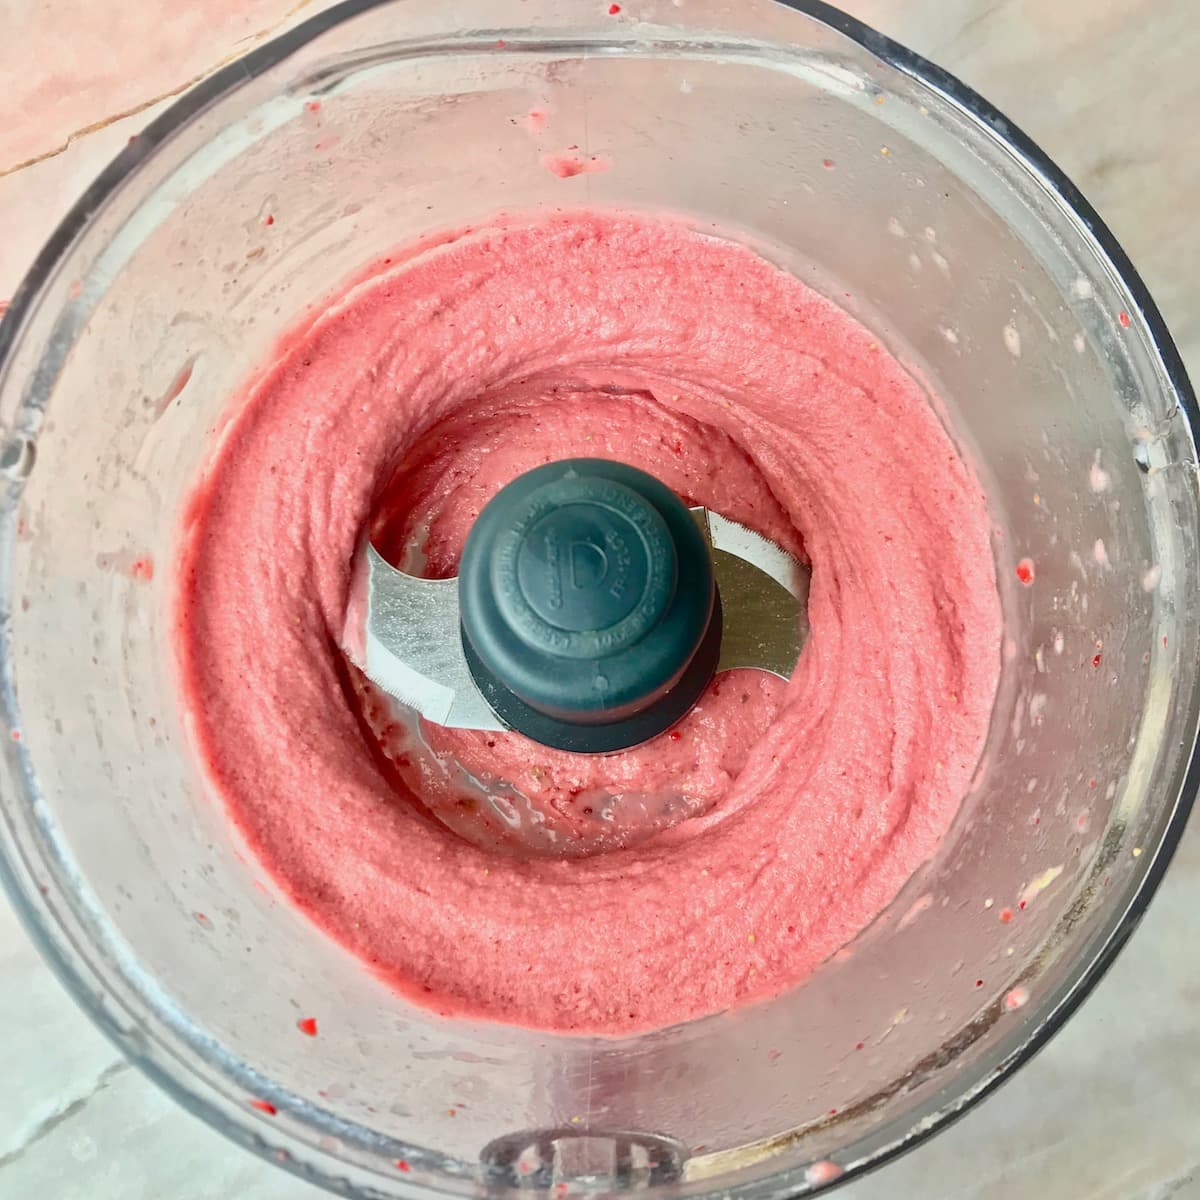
[{"left": 175, "top": 211, "right": 1001, "bottom": 1034}]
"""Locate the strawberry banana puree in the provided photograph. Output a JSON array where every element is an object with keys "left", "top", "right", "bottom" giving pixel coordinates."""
[{"left": 175, "top": 211, "right": 1002, "bottom": 1034}]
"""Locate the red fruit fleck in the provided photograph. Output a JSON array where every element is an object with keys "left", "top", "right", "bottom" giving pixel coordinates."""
[
  {"left": 975, "top": 979, "right": 984, "bottom": 988},
  {"left": 297, "top": 1017, "right": 318, "bottom": 1036},
  {"left": 608, "top": 2, "right": 621, "bottom": 11},
  {"left": 395, "top": 1159, "right": 412, "bottom": 1172},
  {"left": 305, "top": 100, "right": 321, "bottom": 113},
  {"left": 249, "top": 1098, "right": 277, "bottom": 1115},
  {"left": 9, "top": 729, "right": 19, "bottom": 742},
  {"left": 828, "top": 1108, "right": 838, "bottom": 1116},
  {"left": 265, "top": 214, "right": 275, "bottom": 226},
  {"left": 1018, "top": 899, "right": 1027, "bottom": 910},
  {"left": 131, "top": 557, "right": 154, "bottom": 582},
  {"left": 669, "top": 730, "right": 682, "bottom": 741},
  {"left": 822, "top": 158, "right": 835, "bottom": 169},
  {"left": 855, "top": 1040, "right": 864, "bottom": 1050},
  {"left": 496, "top": 38, "right": 507, "bottom": 47},
  {"left": 1118, "top": 311, "right": 1131, "bottom": 329},
  {"left": 1092, "top": 653, "right": 1102, "bottom": 668},
  {"left": 1015, "top": 558, "right": 1035, "bottom": 585},
  {"left": 999, "top": 907, "right": 1013, "bottom": 923}
]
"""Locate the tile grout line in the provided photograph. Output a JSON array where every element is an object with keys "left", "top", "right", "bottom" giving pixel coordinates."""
[
  {"left": 0, "top": 0, "right": 318, "bottom": 181},
  {"left": 0, "top": 1058, "right": 132, "bottom": 1168}
]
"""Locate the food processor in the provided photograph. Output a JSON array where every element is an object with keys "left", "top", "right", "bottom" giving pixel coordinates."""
[{"left": 0, "top": 0, "right": 1197, "bottom": 1197}]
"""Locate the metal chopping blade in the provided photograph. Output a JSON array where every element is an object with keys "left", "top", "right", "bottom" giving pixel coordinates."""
[{"left": 347, "top": 508, "right": 808, "bottom": 736}]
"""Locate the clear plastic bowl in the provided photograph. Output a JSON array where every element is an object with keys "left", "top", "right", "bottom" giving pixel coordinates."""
[{"left": 0, "top": 0, "right": 1197, "bottom": 1195}]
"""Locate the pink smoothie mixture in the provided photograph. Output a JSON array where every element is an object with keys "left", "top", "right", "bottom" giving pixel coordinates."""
[{"left": 175, "top": 210, "right": 1002, "bottom": 1035}]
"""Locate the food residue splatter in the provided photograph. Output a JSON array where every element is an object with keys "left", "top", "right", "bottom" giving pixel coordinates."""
[
  {"left": 542, "top": 152, "right": 611, "bottom": 179},
  {"left": 96, "top": 549, "right": 155, "bottom": 582},
  {"left": 1004, "top": 985, "right": 1030, "bottom": 1011},
  {"left": 805, "top": 1161, "right": 845, "bottom": 1186},
  {"left": 897, "top": 892, "right": 934, "bottom": 930},
  {"left": 1019, "top": 864, "right": 1064, "bottom": 908}
]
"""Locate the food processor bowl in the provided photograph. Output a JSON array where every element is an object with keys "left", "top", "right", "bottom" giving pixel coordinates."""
[{"left": 0, "top": 0, "right": 1197, "bottom": 1195}]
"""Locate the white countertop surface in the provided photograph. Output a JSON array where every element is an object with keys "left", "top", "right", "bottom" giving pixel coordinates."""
[{"left": 2, "top": 1, "right": 1199, "bottom": 1196}]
